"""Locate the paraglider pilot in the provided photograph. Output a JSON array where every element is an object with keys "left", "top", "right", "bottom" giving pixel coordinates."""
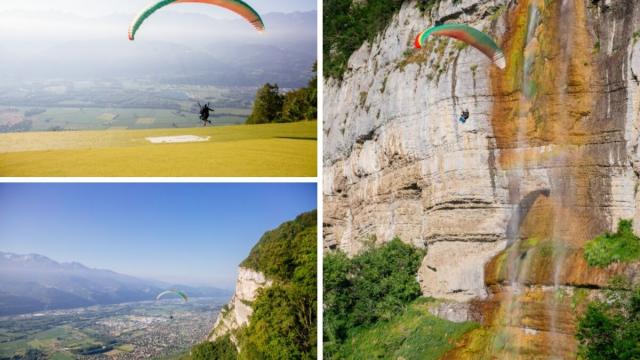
[
  {"left": 198, "top": 102, "right": 214, "bottom": 126},
  {"left": 459, "top": 109, "right": 470, "bottom": 124}
]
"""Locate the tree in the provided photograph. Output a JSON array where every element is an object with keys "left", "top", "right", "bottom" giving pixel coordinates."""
[
  {"left": 241, "top": 211, "right": 317, "bottom": 281},
  {"left": 323, "top": 238, "right": 425, "bottom": 357},
  {"left": 190, "top": 335, "right": 237, "bottom": 360},
  {"left": 246, "top": 83, "right": 283, "bottom": 124},
  {"left": 247, "top": 63, "right": 317, "bottom": 124},
  {"left": 305, "top": 62, "right": 318, "bottom": 120},
  {"left": 576, "top": 284, "right": 640, "bottom": 359},
  {"left": 281, "top": 63, "right": 318, "bottom": 122},
  {"left": 281, "top": 89, "right": 311, "bottom": 122}
]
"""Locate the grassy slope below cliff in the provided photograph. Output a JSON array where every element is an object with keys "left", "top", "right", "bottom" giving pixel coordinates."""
[
  {"left": 324, "top": 239, "right": 478, "bottom": 359},
  {"left": 336, "top": 298, "right": 478, "bottom": 360}
]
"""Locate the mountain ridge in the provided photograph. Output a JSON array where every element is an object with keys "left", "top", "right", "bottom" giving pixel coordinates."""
[
  {"left": 0, "top": 10, "right": 317, "bottom": 87},
  {"left": 0, "top": 251, "right": 232, "bottom": 316}
]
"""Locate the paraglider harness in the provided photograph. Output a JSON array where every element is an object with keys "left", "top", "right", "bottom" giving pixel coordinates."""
[
  {"left": 459, "top": 109, "right": 470, "bottom": 124},
  {"left": 198, "top": 102, "right": 214, "bottom": 126}
]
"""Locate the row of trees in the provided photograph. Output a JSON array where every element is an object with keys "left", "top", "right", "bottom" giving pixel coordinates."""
[{"left": 246, "top": 64, "right": 317, "bottom": 124}]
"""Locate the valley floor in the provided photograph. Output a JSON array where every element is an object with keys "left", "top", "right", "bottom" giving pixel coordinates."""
[
  {"left": 0, "top": 298, "right": 225, "bottom": 360},
  {"left": 0, "top": 121, "right": 317, "bottom": 177}
]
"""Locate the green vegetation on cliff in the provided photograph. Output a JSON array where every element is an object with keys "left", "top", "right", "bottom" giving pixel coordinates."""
[
  {"left": 324, "top": 0, "right": 405, "bottom": 79},
  {"left": 583, "top": 220, "right": 640, "bottom": 267},
  {"left": 324, "top": 238, "right": 474, "bottom": 358},
  {"left": 241, "top": 210, "right": 317, "bottom": 281},
  {"left": 576, "top": 282, "right": 640, "bottom": 359},
  {"left": 190, "top": 335, "right": 237, "bottom": 360},
  {"left": 324, "top": 0, "right": 441, "bottom": 79},
  {"left": 237, "top": 219, "right": 317, "bottom": 359},
  {"left": 189, "top": 210, "right": 317, "bottom": 360}
]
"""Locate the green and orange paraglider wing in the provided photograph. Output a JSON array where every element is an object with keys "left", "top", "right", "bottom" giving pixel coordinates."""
[
  {"left": 128, "top": 0, "right": 265, "bottom": 41},
  {"left": 156, "top": 290, "right": 189, "bottom": 302},
  {"left": 415, "top": 24, "right": 505, "bottom": 69}
]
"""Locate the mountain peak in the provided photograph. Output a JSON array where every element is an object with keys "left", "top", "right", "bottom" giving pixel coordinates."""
[{"left": 1, "top": 251, "right": 57, "bottom": 264}]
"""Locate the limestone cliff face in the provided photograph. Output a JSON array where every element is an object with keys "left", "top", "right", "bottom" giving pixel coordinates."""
[
  {"left": 325, "top": 0, "right": 639, "bottom": 356},
  {"left": 208, "top": 267, "right": 272, "bottom": 343},
  {"left": 324, "top": 0, "right": 639, "bottom": 299},
  {"left": 324, "top": 0, "right": 512, "bottom": 301}
]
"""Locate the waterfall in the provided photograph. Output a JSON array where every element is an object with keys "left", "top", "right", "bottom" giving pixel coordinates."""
[
  {"left": 497, "top": 3, "right": 542, "bottom": 356},
  {"left": 548, "top": 0, "right": 575, "bottom": 356}
]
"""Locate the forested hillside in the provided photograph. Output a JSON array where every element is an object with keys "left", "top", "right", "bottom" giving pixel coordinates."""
[{"left": 189, "top": 210, "right": 317, "bottom": 360}]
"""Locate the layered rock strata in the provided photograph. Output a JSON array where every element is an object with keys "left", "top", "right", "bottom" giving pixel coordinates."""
[{"left": 208, "top": 267, "right": 272, "bottom": 344}]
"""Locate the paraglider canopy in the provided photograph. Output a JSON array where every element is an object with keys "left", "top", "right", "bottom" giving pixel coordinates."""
[
  {"left": 156, "top": 290, "right": 189, "bottom": 302},
  {"left": 128, "top": 0, "right": 265, "bottom": 41},
  {"left": 415, "top": 24, "right": 505, "bottom": 69}
]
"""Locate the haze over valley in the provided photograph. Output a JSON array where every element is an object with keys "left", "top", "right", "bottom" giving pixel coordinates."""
[{"left": 0, "top": 8, "right": 317, "bottom": 132}]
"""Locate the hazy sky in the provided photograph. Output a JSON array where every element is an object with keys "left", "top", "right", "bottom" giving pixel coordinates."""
[
  {"left": 0, "top": 0, "right": 316, "bottom": 17},
  {"left": 0, "top": 183, "right": 316, "bottom": 289}
]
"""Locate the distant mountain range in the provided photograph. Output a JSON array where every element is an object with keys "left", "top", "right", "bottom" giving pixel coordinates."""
[
  {"left": 0, "top": 252, "right": 232, "bottom": 316},
  {"left": 0, "top": 10, "right": 317, "bottom": 87}
]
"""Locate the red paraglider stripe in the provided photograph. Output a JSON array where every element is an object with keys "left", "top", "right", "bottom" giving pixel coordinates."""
[
  {"left": 174, "top": 0, "right": 264, "bottom": 32},
  {"left": 414, "top": 33, "right": 422, "bottom": 49}
]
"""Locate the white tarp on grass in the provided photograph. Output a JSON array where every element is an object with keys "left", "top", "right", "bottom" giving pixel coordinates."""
[{"left": 146, "top": 135, "right": 210, "bottom": 144}]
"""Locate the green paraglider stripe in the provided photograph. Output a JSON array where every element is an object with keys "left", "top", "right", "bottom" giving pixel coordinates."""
[
  {"left": 129, "top": 0, "right": 175, "bottom": 40},
  {"left": 156, "top": 290, "right": 189, "bottom": 302},
  {"left": 128, "top": 0, "right": 265, "bottom": 41},
  {"left": 415, "top": 24, "right": 505, "bottom": 69}
]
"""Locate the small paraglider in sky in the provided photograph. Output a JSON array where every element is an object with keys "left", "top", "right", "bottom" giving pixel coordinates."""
[
  {"left": 415, "top": 24, "right": 505, "bottom": 69},
  {"left": 156, "top": 289, "right": 189, "bottom": 302},
  {"left": 156, "top": 290, "right": 188, "bottom": 321},
  {"left": 128, "top": 0, "right": 265, "bottom": 41}
]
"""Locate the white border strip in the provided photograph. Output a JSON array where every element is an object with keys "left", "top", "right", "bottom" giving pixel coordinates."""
[{"left": 316, "top": 0, "right": 324, "bottom": 355}]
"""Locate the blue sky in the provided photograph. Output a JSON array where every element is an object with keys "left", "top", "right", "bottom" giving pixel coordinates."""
[{"left": 0, "top": 183, "right": 316, "bottom": 289}]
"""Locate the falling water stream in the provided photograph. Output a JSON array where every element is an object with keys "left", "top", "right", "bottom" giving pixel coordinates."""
[
  {"left": 548, "top": 0, "right": 575, "bottom": 356},
  {"left": 499, "top": 2, "right": 542, "bottom": 356},
  {"left": 434, "top": 0, "right": 624, "bottom": 357},
  {"left": 500, "top": 0, "right": 577, "bottom": 357}
]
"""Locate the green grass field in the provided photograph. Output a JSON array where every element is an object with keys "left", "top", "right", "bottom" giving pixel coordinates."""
[
  {"left": 0, "top": 121, "right": 317, "bottom": 177},
  {"left": 0, "top": 325, "right": 97, "bottom": 359}
]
